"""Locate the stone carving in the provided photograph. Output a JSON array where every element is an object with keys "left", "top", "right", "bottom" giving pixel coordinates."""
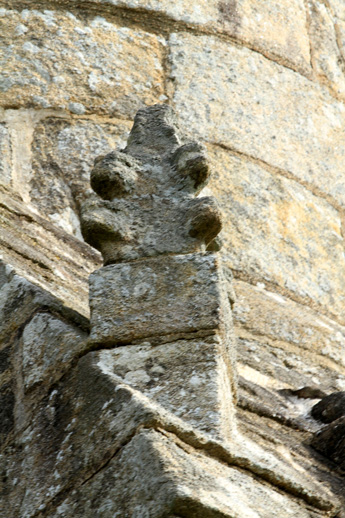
[
  {"left": 81, "top": 104, "right": 237, "bottom": 439},
  {"left": 81, "top": 104, "right": 222, "bottom": 264}
]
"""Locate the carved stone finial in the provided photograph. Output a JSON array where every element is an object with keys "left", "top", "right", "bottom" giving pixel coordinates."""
[
  {"left": 82, "top": 105, "right": 236, "bottom": 440},
  {"left": 81, "top": 104, "right": 222, "bottom": 265}
]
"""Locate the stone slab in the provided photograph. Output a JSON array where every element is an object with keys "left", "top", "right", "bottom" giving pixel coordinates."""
[
  {"left": 233, "top": 280, "right": 345, "bottom": 373},
  {"left": 22, "top": 313, "right": 87, "bottom": 392},
  {"left": 31, "top": 117, "right": 131, "bottom": 237},
  {"left": 169, "top": 32, "right": 345, "bottom": 209},
  {"left": 0, "top": 8, "right": 165, "bottom": 116},
  {"left": 45, "top": 0, "right": 311, "bottom": 74},
  {"left": 0, "top": 184, "right": 101, "bottom": 318},
  {"left": 207, "top": 146, "right": 345, "bottom": 319},
  {"left": 97, "top": 337, "right": 236, "bottom": 440},
  {"left": 89, "top": 252, "right": 231, "bottom": 346}
]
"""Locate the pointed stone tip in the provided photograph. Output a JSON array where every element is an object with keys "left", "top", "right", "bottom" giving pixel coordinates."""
[{"left": 125, "top": 104, "right": 182, "bottom": 157}]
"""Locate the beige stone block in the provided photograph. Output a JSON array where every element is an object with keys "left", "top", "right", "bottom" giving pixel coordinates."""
[
  {"left": 89, "top": 252, "right": 232, "bottom": 346},
  {"left": 0, "top": 123, "right": 11, "bottom": 185},
  {"left": 234, "top": 280, "right": 345, "bottom": 372},
  {"left": 97, "top": 337, "right": 236, "bottom": 440},
  {"left": 216, "top": 0, "right": 311, "bottom": 75},
  {"left": 207, "top": 147, "right": 345, "bottom": 319},
  {"left": 0, "top": 9, "right": 165, "bottom": 116},
  {"left": 329, "top": 0, "right": 345, "bottom": 20},
  {"left": 31, "top": 117, "right": 131, "bottom": 237},
  {"left": 169, "top": 33, "right": 345, "bottom": 208},
  {"left": 48, "top": 0, "right": 311, "bottom": 74},
  {"left": 307, "top": 0, "right": 345, "bottom": 98}
]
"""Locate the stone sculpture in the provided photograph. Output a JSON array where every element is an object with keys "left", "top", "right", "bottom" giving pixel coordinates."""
[{"left": 81, "top": 104, "right": 237, "bottom": 439}]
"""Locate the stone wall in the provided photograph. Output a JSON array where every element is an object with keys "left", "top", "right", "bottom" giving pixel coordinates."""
[
  {"left": 2, "top": 0, "right": 345, "bottom": 397},
  {"left": 2, "top": 1, "right": 345, "bottom": 516}
]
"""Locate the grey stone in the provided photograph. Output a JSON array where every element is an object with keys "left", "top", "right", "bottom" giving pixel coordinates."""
[
  {"left": 311, "top": 416, "right": 345, "bottom": 470},
  {"left": 311, "top": 391, "right": 345, "bottom": 423},
  {"left": 22, "top": 312, "right": 88, "bottom": 392},
  {"left": 81, "top": 105, "right": 221, "bottom": 264},
  {"left": 11, "top": 351, "right": 337, "bottom": 517},
  {"left": 96, "top": 337, "right": 236, "bottom": 440},
  {"left": 0, "top": 184, "right": 101, "bottom": 318},
  {"left": 46, "top": 428, "right": 334, "bottom": 518},
  {"left": 89, "top": 253, "right": 232, "bottom": 347},
  {"left": 0, "top": 382, "right": 14, "bottom": 445}
]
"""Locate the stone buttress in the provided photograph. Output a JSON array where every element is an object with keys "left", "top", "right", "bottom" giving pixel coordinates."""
[{"left": 81, "top": 104, "right": 237, "bottom": 440}]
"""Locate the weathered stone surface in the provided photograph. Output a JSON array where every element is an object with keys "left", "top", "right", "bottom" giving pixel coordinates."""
[
  {"left": 207, "top": 147, "right": 345, "bottom": 319},
  {"left": 10, "top": 351, "right": 336, "bottom": 518},
  {"left": 22, "top": 313, "right": 87, "bottom": 392},
  {"left": 97, "top": 338, "right": 236, "bottom": 440},
  {"left": 311, "top": 391, "right": 345, "bottom": 423},
  {"left": 169, "top": 33, "right": 345, "bottom": 209},
  {"left": 45, "top": 429, "right": 331, "bottom": 518},
  {"left": 0, "top": 9, "right": 165, "bottom": 116},
  {"left": 307, "top": 0, "right": 345, "bottom": 98},
  {"left": 0, "top": 123, "right": 11, "bottom": 185},
  {"left": 233, "top": 280, "right": 345, "bottom": 370},
  {"left": 31, "top": 117, "right": 131, "bottom": 237},
  {"left": 81, "top": 105, "right": 221, "bottom": 263},
  {"left": 216, "top": 0, "right": 311, "bottom": 75},
  {"left": 311, "top": 416, "right": 345, "bottom": 470},
  {"left": 89, "top": 253, "right": 231, "bottom": 346},
  {"left": 45, "top": 0, "right": 311, "bottom": 75},
  {"left": 329, "top": 0, "right": 345, "bottom": 20},
  {"left": 233, "top": 280, "right": 345, "bottom": 380},
  {"left": 238, "top": 336, "right": 345, "bottom": 399},
  {"left": 0, "top": 184, "right": 101, "bottom": 317}
]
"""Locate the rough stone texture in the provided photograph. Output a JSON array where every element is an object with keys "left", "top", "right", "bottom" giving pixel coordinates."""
[
  {"left": 0, "top": 184, "right": 101, "bottom": 317},
  {"left": 89, "top": 253, "right": 232, "bottom": 346},
  {"left": 6, "top": 351, "right": 336, "bottom": 518},
  {"left": 311, "top": 416, "right": 345, "bottom": 471},
  {"left": 169, "top": 33, "right": 345, "bottom": 209},
  {"left": 81, "top": 105, "right": 221, "bottom": 263},
  {"left": 311, "top": 391, "right": 345, "bottom": 423},
  {"left": 31, "top": 117, "right": 131, "bottom": 237},
  {"left": 0, "top": 259, "right": 90, "bottom": 448},
  {"left": 44, "top": 429, "right": 328, "bottom": 518},
  {"left": 0, "top": 122, "right": 11, "bottom": 185},
  {"left": 329, "top": 0, "right": 345, "bottom": 20},
  {"left": 207, "top": 146, "right": 345, "bottom": 320},
  {"left": 0, "top": 8, "right": 165, "bottom": 116},
  {"left": 307, "top": 0, "right": 345, "bottom": 98},
  {"left": 45, "top": 0, "right": 311, "bottom": 75},
  {"left": 22, "top": 313, "right": 88, "bottom": 392},
  {"left": 232, "top": 280, "right": 345, "bottom": 371},
  {"left": 84, "top": 105, "right": 236, "bottom": 441},
  {"left": 96, "top": 338, "right": 236, "bottom": 439},
  {"left": 1, "top": 8, "right": 345, "bottom": 512}
]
